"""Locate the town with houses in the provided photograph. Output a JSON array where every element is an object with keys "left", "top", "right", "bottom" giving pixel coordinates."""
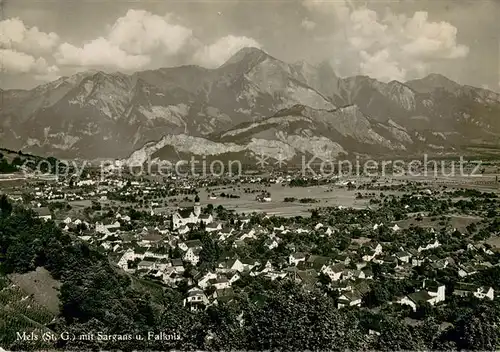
[{"left": 3, "top": 168, "right": 500, "bottom": 323}]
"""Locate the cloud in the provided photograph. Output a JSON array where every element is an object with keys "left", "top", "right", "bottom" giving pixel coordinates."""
[
  {"left": 360, "top": 49, "right": 406, "bottom": 82},
  {"left": 54, "top": 9, "right": 203, "bottom": 71},
  {"left": 301, "top": 18, "right": 316, "bottom": 31},
  {"left": 54, "top": 10, "right": 193, "bottom": 71},
  {"left": 304, "top": 2, "right": 469, "bottom": 82},
  {"left": 107, "top": 10, "right": 194, "bottom": 56},
  {"left": 0, "top": 17, "right": 59, "bottom": 55},
  {"left": 0, "top": 18, "right": 61, "bottom": 79},
  {"left": 193, "top": 35, "right": 261, "bottom": 68},
  {"left": 34, "top": 65, "right": 61, "bottom": 82},
  {"left": 2, "top": 10, "right": 260, "bottom": 76},
  {"left": 302, "top": 0, "right": 351, "bottom": 21},
  {"left": 399, "top": 12, "right": 469, "bottom": 60},
  {"left": 0, "top": 49, "right": 57, "bottom": 78},
  {"left": 55, "top": 38, "right": 151, "bottom": 71}
]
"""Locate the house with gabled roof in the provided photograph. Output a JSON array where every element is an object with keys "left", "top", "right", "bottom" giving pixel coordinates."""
[
  {"left": 264, "top": 238, "right": 279, "bottom": 250},
  {"left": 423, "top": 280, "right": 446, "bottom": 303},
  {"left": 295, "top": 269, "right": 319, "bottom": 291},
  {"left": 179, "top": 239, "right": 203, "bottom": 251},
  {"left": 219, "top": 225, "right": 234, "bottom": 238},
  {"left": 95, "top": 220, "right": 120, "bottom": 235},
  {"left": 206, "top": 221, "right": 223, "bottom": 233},
  {"left": 306, "top": 255, "right": 331, "bottom": 271},
  {"left": 458, "top": 264, "right": 478, "bottom": 277},
  {"left": 170, "top": 258, "right": 185, "bottom": 274},
  {"left": 397, "top": 287, "right": 444, "bottom": 312},
  {"left": 418, "top": 239, "right": 441, "bottom": 252},
  {"left": 338, "top": 290, "right": 362, "bottom": 309},
  {"left": 183, "top": 247, "right": 202, "bottom": 265},
  {"left": 289, "top": 252, "right": 307, "bottom": 266},
  {"left": 177, "top": 225, "right": 190, "bottom": 235},
  {"left": 117, "top": 247, "right": 147, "bottom": 271},
  {"left": 264, "top": 271, "right": 287, "bottom": 281},
  {"left": 213, "top": 287, "right": 235, "bottom": 304},
  {"left": 138, "top": 257, "right": 157, "bottom": 271},
  {"left": 240, "top": 258, "right": 259, "bottom": 271},
  {"left": 335, "top": 254, "right": 351, "bottom": 266},
  {"left": 197, "top": 272, "right": 217, "bottom": 289},
  {"left": 395, "top": 251, "right": 412, "bottom": 263},
  {"left": 453, "top": 283, "right": 494, "bottom": 300},
  {"left": 145, "top": 246, "right": 169, "bottom": 259},
  {"left": 183, "top": 288, "right": 209, "bottom": 311},
  {"left": 322, "top": 263, "right": 345, "bottom": 282},
  {"left": 212, "top": 277, "right": 230, "bottom": 290},
  {"left": 216, "top": 259, "right": 245, "bottom": 273}
]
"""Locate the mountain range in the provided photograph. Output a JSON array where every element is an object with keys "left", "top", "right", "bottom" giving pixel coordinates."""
[{"left": 1, "top": 47, "right": 500, "bottom": 164}]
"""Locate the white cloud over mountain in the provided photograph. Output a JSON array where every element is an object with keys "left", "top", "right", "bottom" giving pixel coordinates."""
[
  {"left": 0, "top": 18, "right": 60, "bottom": 80},
  {"left": 54, "top": 38, "right": 151, "bottom": 71},
  {"left": 193, "top": 35, "right": 262, "bottom": 68},
  {"left": 0, "top": 10, "right": 261, "bottom": 75},
  {"left": 302, "top": 0, "right": 469, "bottom": 82},
  {"left": 0, "top": 3, "right": 471, "bottom": 85},
  {"left": 106, "top": 10, "right": 194, "bottom": 56},
  {"left": 0, "top": 17, "right": 59, "bottom": 55}
]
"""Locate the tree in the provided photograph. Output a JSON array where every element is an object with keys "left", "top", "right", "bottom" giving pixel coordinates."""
[
  {"left": 0, "top": 195, "right": 12, "bottom": 217},
  {"left": 375, "top": 317, "right": 425, "bottom": 351},
  {"left": 451, "top": 311, "right": 499, "bottom": 350}
]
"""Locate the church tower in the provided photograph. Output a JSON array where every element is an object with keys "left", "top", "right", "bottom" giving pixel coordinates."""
[{"left": 194, "top": 194, "right": 201, "bottom": 217}]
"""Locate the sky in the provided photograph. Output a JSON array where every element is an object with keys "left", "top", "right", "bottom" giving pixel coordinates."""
[{"left": 0, "top": 0, "right": 499, "bottom": 91}]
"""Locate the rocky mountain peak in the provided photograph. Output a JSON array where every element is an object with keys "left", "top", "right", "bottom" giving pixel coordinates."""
[
  {"left": 406, "top": 73, "right": 461, "bottom": 94},
  {"left": 218, "top": 47, "right": 272, "bottom": 74},
  {"left": 1, "top": 47, "right": 499, "bottom": 160}
]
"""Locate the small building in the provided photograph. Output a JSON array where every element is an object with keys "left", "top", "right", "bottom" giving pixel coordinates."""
[
  {"left": 183, "top": 288, "right": 209, "bottom": 311},
  {"left": 338, "top": 291, "right": 362, "bottom": 309},
  {"left": 33, "top": 207, "right": 52, "bottom": 221},
  {"left": 453, "top": 283, "right": 494, "bottom": 300}
]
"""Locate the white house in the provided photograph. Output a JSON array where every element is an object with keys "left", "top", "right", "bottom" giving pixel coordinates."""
[
  {"left": 213, "top": 278, "right": 231, "bottom": 290},
  {"left": 322, "top": 263, "right": 345, "bottom": 282},
  {"left": 424, "top": 281, "right": 446, "bottom": 304},
  {"left": 473, "top": 286, "right": 494, "bottom": 300},
  {"left": 216, "top": 259, "right": 245, "bottom": 273},
  {"left": 206, "top": 222, "right": 223, "bottom": 233},
  {"left": 184, "top": 247, "right": 201, "bottom": 265},
  {"left": 95, "top": 221, "right": 120, "bottom": 235},
  {"left": 264, "top": 238, "right": 279, "bottom": 250},
  {"left": 395, "top": 251, "right": 412, "bottom": 264},
  {"left": 180, "top": 239, "right": 203, "bottom": 264},
  {"left": 265, "top": 271, "right": 287, "bottom": 281},
  {"left": 458, "top": 265, "right": 478, "bottom": 278},
  {"left": 454, "top": 283, "right": 494, "bottom": 300},
  {"left": 289, "top": 252, "right": 307, "bottom": 266},
  {"left": 183, "top": 288, "right": 209, "bottom": 311},
  {"left": 227, "top": 272, "right": 240, "bottom": 285},
  {"left": 398, "top": 289, "right": 442, "bottom": 312},
  {"left": 338, "top": 291, "right": 362, "bottom": 309},
  {"left": 198, "top": 272, "right": 217, "bottom": 289},
  {"left": 117, "top": 248, "right": 146, "bottom": 271},
  {"left": 418, "top": 239, "right": 441, "bottom": 252}
]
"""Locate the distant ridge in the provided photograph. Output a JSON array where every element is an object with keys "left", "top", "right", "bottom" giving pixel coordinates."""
[{"left": 0, "top": 47, "right": 499, "bottom": 160}]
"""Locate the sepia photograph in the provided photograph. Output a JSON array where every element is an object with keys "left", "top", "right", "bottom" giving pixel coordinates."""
[{"left": 0, "top": 0, "right": 500, "bottom": 350}]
